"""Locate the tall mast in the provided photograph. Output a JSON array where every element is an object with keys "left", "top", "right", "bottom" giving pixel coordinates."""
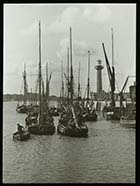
[
  {"left": 67, "top": 47, "right": 70, "bottom": 102},
  {"left": 120, "top": 76, "right": 129, "bottom": 107},
  {"left": 111, "top": 28, "right": 115, "bottom": 107},
  {"left": 102, "top": 42, "right": 115, "bottom": 108},
  {"left": 61, "top": 60, "right": 64, "bottom": 100},
  {"left": 46, "top": 62, "right": 49, "bottom": 102},
  {"left": 38, "top": 21, "right": 42, "bottom": 122},
  {"left": 78, "top": 61, "right": 81, "bottom": 99},
  {"left": 70, "top": 27, "right": 73, "bottom": 104},
  {"left": 42, "top": 80, "right": 44, "bottom": 95},
  {"left": 30, "top": 88, "right": 32, "bottom": 105},
  {"left": 67, "top": 47, "right": 69, "bottom": 83},
  {"left": 23, "top": 63, "right": 27, "bottom": 105},
  {"left": 87, "top": 50, "right": 90, "bottom": 106},
  {"left": 111, "top": 28, "right": 114, "bottom": 67}
]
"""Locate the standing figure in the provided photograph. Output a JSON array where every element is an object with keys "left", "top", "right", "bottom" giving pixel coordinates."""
[{"left": 17, "top": 123, "right": 24, "bottom": 136}]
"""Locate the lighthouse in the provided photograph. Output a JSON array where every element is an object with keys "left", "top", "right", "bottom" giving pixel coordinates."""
[{"left": 95, "top": 59, "right": 104, "bottom": 94}]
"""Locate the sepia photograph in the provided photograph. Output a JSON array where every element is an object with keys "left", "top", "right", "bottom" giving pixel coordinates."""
[{"left": 3, "top": 3, "right": 136, "bottom": 183}]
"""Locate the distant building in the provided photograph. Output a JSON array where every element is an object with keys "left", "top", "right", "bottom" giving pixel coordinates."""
[
  {"left": 94, "top": 91, "right": 110, "bottom": 101},
  {"left": 93, "top": 91, "right": 132, "bottom": 102},
  {"left": 95, "top": 60, "right": 104, "bottom": 94}
]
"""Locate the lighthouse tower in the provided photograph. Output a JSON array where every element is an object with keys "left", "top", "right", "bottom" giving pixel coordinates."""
[{"left": 95, "top": 59, "right": 104, "bottom": 94}]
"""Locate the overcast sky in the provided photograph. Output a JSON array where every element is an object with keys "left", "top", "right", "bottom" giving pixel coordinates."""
[{"left": 4, "top": 3, "right": 136, "bottom": 96}]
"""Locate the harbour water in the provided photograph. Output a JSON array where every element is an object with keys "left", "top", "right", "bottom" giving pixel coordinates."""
[{"left": 3, "top": 101, "right": 135, "bottom": 183}]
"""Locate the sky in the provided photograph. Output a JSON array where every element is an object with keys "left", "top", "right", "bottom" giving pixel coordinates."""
[{"left": 4, "top": 3, "right": 136, "bottom": 96}]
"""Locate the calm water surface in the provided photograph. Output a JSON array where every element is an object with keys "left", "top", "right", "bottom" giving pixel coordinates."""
[{"left": 3, "top": 101, "right": 135, "bottom": 183}]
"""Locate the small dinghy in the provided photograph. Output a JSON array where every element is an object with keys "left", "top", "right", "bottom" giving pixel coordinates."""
[
  {"left": 13, "top": 130, "right": 30, "bottom": 141},
  {"left": 120, "top": 117, "right": 135, "bottom": 128},
  {"left": 57, "top": 121, "right": 88, "bottom": 137}
]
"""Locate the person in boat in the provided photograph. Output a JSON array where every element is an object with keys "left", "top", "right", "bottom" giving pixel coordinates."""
[{"left": 17, "top": 123, "right": 25, "bottom": 135}]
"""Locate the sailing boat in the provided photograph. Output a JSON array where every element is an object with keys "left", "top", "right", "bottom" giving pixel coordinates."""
[
  {"left": 82, "top": 51, "right": 97, "bottom": 121},
  {"left": 16, "top": 64, "right": 28, "bottom": 113},
  {"left": 102, "top": 28, "right": 121, "bottom": 120},
  {"left": 13, "top": 127, "right": 30, "bottom": 141},
  {"left": 57, "top": 27, "right": 88, "bottom": 137},
  {"left": 120, "top": 78, "right": 136, "bottom": 128},
  {"left": 27, "top": 21, "right": 55, "bottom": 135}
]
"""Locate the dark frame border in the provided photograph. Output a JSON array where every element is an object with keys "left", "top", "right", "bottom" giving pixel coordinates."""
[{"left": 1, "top": 1, "right": 139, "bottom": 185}]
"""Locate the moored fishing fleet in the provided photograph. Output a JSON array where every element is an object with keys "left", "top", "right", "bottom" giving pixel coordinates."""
[{"left": 13, "top": 21, "right": 136, "bottom": 141}]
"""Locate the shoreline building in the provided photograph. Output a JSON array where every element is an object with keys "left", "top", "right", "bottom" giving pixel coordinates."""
[
  {"left": 95, "top": 60, "right": 104, "bottom": 94},
  {"left": 95, "top": 60, "right": 104, "bottom": 100}
]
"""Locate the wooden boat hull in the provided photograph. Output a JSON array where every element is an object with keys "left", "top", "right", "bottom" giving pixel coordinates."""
[
  {"left": 83, "top": 113, "right": 97, "bottom": 121},
  {"left": 103, "top": 106, "right": 121, "bottom": 121},
  {"left": 105, "top": 112, "right": 121, "bottom": 120},
  {"left": 120, "top": 118, "right": 135, "bottom": 128},
  {"left": 25, "top": 115, "right": 38, "bottom": 126},
  {"left": 50, "top": 112, "right": 59, "bottom": 117},
  {"left": 13, "top": 131, "right": 30, "bottom": 141},
  {"left": 57, "top": 121, "right": 88, "bottom": 137},
  {"left": 28, "top": 124, "right": 55, "bottom": 135},
  {"left": 16, "top": 105, "right": 28, "bottom": 114}
]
